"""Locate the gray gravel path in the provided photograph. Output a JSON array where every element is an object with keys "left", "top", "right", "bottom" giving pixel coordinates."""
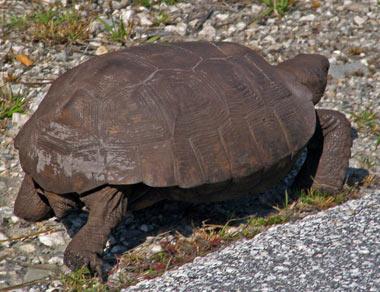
[{"left": 126, "top": 190, "right": 380, "bottom": 292}]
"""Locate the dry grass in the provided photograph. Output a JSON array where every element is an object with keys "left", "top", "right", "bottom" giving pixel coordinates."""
[{"left": 4, "top": 7, "right": 92, "bottom": 45}]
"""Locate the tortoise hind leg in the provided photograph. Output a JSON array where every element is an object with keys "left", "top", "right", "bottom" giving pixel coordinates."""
[
  {"left": 293, "top": 109, "right": 352, "bottom": 193},
  {"left": 14, "top": 175, "right": 53, "bottom": 222},
  {"left": 63, "top": 186, "right": 128, "bottom": 279},
  {"left": 44, "top": 191, "right": 83, "bottom": 220}
]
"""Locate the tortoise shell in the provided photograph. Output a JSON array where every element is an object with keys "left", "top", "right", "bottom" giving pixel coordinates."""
[{"left": 15, "top": 42, "right": 316, "bottom": 194}]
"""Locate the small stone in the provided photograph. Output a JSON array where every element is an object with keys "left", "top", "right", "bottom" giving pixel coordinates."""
[
  {"left": 198, "top": 24, "right": 216, "bottom": 41},
  {"left": 10, "top": 215, "right": 19, "bottom": 223},
  {"left": 24, "top": 268, "right": 53, "bottom": 283},
  {"left": 12, "top": 113, "right": 29, "bottom": 129},
  {"left": 150, "top": 244, "right": 163, "bottom": 254},
  {"left": 216, "top": 13, "right": 229, "bottom": 21},
  {"left": 138, "top": 13, "right": 153, "bottom": 26},
  {"left": 235, "top": 22, "right": 246, "bottom": 32},
  {"left": 38, "top": 231, "right": 66, "bottom": 247},
  {"left": 0, "top": 232, "right": 9, "bottom": 247},
  {"left": 251, "top": 4, "right": 263, "bottom": 14},
  {"left": 121, "top": 9, "right": 135, "bottom": 23},
  {"left": 300, "top": 14, "right": 316, "bottom": 21},
  {"left": 354, "top": 16, "right": 366, "bottom": 25},
  {"left": 19, "top": 243, "right": 36, "bottom": 253},
  {"left": 95, "top": 45, "right": 109, "bottom": 56},
  {"left": 140, "top": 224, "right": 150, "bottom": 232},
  {"left": 48, "top": 256, "right": 64, "bottom": 265}
]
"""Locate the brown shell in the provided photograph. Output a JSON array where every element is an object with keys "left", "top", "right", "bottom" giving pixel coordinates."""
[{"left": 15, "top": 42, "right": 316, "bottom": 194}]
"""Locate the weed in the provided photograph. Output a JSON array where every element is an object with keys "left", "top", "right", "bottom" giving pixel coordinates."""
[
  {"left": 154, "top": 11, "right": 171, "bottom": 26},
  {"left": 4, "top": 8, "right": 91, "bottom": 44},
  {"left": 30, "top": 8, "right": 91, "bottom": 44},
  {"left": 260, "top": 0, "right": 295, "bottom": 17},
  {"left": 357, "top": 155, "right": 376, "bottom": 170},
  {"left": 351, "top": 109, "right": 379, "bottom": 133},
  {"left": 61, "top": 266, "right": 108, "bottom": 291},
  {"left": 98, "top": 17, "right": 133, "bottom": 43},
  {"left": 5, "top": 15, "right": 27, "bottom": 30},
  {"left": 0, "top": 84, "right": 26, "bottom": 120}
]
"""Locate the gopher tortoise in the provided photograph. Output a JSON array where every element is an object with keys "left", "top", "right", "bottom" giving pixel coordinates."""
[{"left": 14, "top": 42, "right": 352, "bottom": 277}]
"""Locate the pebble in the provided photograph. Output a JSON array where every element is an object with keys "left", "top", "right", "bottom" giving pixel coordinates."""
[
  {"left": 150, "top": 244, "right": 163, "bottom": 254},
  {"left": 198, "top": 24, "right": 216, "bottom": 41},
  {"left": 95, "top": 45, "right": 109, "bottom": 55},
  {"left": 300, "top": 14, "right": 316, "bottom": 21},
  {"left": 0, "top": 232, "right": 9, "bottom": 248},
  {"left": 38, "top": 232, "right": 67, "bottom": 247},
  {"left": 354, "top": 16, "right": 366, "bottom": 25}
]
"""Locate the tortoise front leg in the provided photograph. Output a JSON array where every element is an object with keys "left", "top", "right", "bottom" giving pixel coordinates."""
[
  {"left": 63, "top": 186, "right": 128, "bottom": 279},
  {"left": 14, "top": 175, "right": 53, "bottom": 222},
  {"left": 293, "top": 109, "right": 352, "bottom": 193}
]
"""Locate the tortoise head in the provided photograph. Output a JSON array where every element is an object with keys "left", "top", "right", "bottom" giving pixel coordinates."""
[{"left": 277, "top": 54, "right": 330, "bottom": 105}]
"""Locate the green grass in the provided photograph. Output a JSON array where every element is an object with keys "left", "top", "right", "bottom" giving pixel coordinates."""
[
  {"left": 61, "top": 267, "right": 108, "bottom": 292},
  {"left": 98, "top": 17, "right": 132, "bottom": 43},
  {"left": 4, "top": 8, "right": 91, "bottom": 44},
  {"left": 260, "top": 0, "right": 295, "bottom": 16},
  {"left": 5, "top": 15, "right": 28, "bottom": 30},
  {"left": 154, "top": 11, "right": 171, "bottom": 26},
  {"left": 351, "top": 109, "right": 380, "bottom": 148},
  {"left": 0, "top": 85, "right": 26, "bottom": 120}
]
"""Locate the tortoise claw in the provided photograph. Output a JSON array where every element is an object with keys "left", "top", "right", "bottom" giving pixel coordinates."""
[{"left": 64, "top": 249, "right": 107, "bottom": 281}]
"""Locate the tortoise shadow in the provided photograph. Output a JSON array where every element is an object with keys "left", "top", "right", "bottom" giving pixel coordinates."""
[
  {"left": 60, "top": 165, "right": 370, "bottom": 276},
  {"left": 60, "top": 186, "right": 290, "bottom": 272}
]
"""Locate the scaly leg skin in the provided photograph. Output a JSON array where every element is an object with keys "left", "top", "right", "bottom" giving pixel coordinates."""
[
  {"left": 293, "top": 109, "right": 352, "bottom": 194},
  {"left": 63, "top": 186, "right": 128, "bottom": 280},
  {"left": 14, "top": 175, "right": 53, "bottom": 222},
  {"left": 44, "top": 191, "right": 82, "bottom": 220}
]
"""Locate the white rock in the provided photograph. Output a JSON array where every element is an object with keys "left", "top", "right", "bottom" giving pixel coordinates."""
[
  {"left": 138, "top": 13, "right": 153, "bottom": 26},
  {"left": 38, "top": 231, "right": 66, "bottom": 247},
  {"left": 216, "top": 13, "right": 229, "bottom": 21},
  {"left": 175, "top": 23, "right": 188, "bottom": 36},
  {"left": 251, "top": 4, "right": 263, "bottom": 14},
  {"left": 300, "top": 14, "right": 316, "bottom": 21},
  {"left": 236, "top": 22, "right": 246, "bottom": 31},
  {"left": 354, "top": 16, "right": 366, "bottom": 25},
  {"left": 12, "top": 113, "right": 29, "bottom": 129},
  {"left": 48, "top": 256, "right": 64, "bottom": 265},
  {"left": 95, "top": 45, "right": 109, "bottom": 56},
  {"left": 150, "top": 244, "right": 163, "bottom": 254},
  {"left": 198, "top": 24, "right": 216, "bottom": 41},
  {"left": 121, "top": 9, "right": 134, "bottom": 23},
  {"left": 0, "top": 232, "right": 9, "bottom": 247},
  {"left": 164, "top": 23, "right": 188, "bottom": 36}
]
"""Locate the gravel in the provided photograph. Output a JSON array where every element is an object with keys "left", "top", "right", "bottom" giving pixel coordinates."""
[{"left": 0, "top": 0, "right": 379, "bottom": 290}]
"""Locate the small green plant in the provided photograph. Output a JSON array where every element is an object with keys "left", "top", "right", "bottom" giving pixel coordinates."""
[
  {"left": 260, "top": 0, "right": 295, "bottom": 17},
  {"left": 351, "top": 109, "right": 379, "bottom": 133},
  {"left": 98, "top": 17, "right": 132, "bottom": 43},
  {"left": 0, "top": 84, "right": 26, "bottom": 120},
  {"left": 60, "top": 266, "right": 108, "bottom": 291},
  {"left": 154, "top": 11, "right": 171, "bottom": 26},
  {"left": 357, "top": 155, "right": 376, "bottom": 170},
  {"left": 6, "top": 15, "right": 28, "bottom": 30},
  {"left": 30, "top": 8, "right": 91, "bottom": 44}
]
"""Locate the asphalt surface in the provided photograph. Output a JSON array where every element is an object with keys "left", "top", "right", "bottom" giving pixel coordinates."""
[{"left": 125, "top": 190, "right": 380, "bottom": 292}]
